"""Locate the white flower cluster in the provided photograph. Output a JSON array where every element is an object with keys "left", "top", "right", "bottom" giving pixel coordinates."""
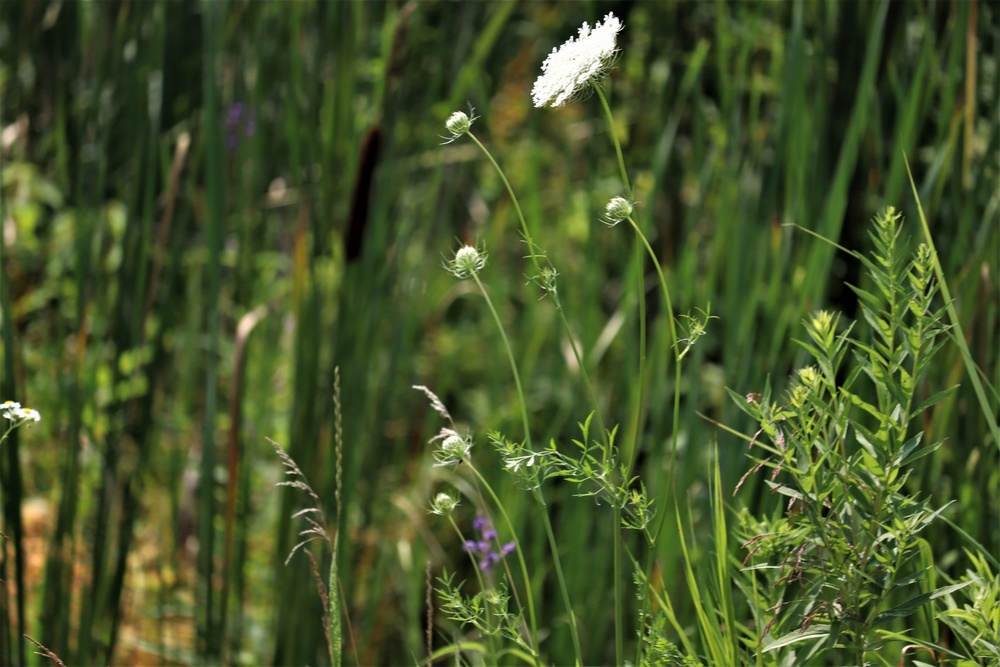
[
  {"left": 531, "top": 13, "right": 623, "bottom": 108},
  {"left": 1, "top": 400, "right": 41, "bottom": 424}
]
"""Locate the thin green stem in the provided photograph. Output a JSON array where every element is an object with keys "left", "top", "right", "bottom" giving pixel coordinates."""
[
  {"left": 466, "top": 131, "right": 607, "bottom": 440},
  {"left": 627, "top": 236, "right": 647, "bottom": 473},
  {"left": 467, "top": 132, "right": 544, "bottom": 283},
  {"left": 446, "top": 515, "right": 499, "bottom": 664},
  {"left": 470, "top": 269, "right": 581, "bottom": 663},
  {"left": 592, "top": 84, "right": 632, "bottom": 201},
  {"left": 532, "top": 487, "right": 583, "bottom": 665},
  {"left": 465, "top": 462, "right": 541, "bottom": 664},
  {"left": 469, "top": 271, "right": 532, "bottom": 453},
  {"left": 624, "top": 215, "right": 684, "bottom": 664},
  {"left": 626, "top": 216, "right": 679, "bottom": 488},
  {"left": 593, "top": 79, "right": 638, "bottom": 667},
  {"left": 553, "top": 306, "right": 608, "bottom": 442}
]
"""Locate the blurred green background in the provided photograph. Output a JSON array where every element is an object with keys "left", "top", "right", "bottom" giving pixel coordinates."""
[{"left": 0, "top": 0, "right": 996, "bottom": 664}]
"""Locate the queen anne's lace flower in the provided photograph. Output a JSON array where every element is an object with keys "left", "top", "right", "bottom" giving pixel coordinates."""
[
  {"left": 429, "top": 492, "right": 460, "bottom": 515},
  {"left": 442, "top": 107, "right": 478, "bottom": 144},
  {"left": 434, "top": 433, "right": 473, "bottom": 467},
  {"left": 602, "top": 196, "right": 633, "bottom": 226},
  {"left": 532, "top": 13, "right": 623, "bottom": 108},
  {"left": 445, "top": 244, "right": 487, "bottom": 280}
]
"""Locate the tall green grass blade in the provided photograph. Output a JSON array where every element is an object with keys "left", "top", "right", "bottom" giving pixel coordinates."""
[
  {"left": 198, "top": 0, "right": 225, "bottom": 659},
  {"left": 905, "top": 156, "right": 1000, "bottom": 451}
]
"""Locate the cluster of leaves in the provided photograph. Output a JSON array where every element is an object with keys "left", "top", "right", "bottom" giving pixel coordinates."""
[
  {"left": 938, "top": 551, "right": 1000, "bottom": 662},
  {"left": 435, "top": 572, "right": 533, "bottom": 656},
  {"left": 729, "top": 208, "right": 972, "bottom": 662},
  {"left": 490, "top": 414, "right": 655, "bottom": 535},
  {"left": 627, "top": 611, "right": 704, "bottom": 667}
]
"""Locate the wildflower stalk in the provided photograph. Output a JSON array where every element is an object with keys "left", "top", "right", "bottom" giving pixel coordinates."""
[
  {"left": 467, "top": 268, "right": 532, "bottom": 458},
  {"left": 624, "top": 215, "right": 681, "bottom": 481},
  {"left": 595, "top": 78, "right": 682, "bottom": 664},
  {"left": 592, "top": 83, "right": 632, "bottom": 201},
  {"left": 462, "top": 460, "right": 540, "bottom": 664},
  {"left": 465, "top": 130, "right": 608, "bottom": 441},
  {"left": 467, "top": 268, "right": 583, "bottom": 664},
  {"left": 445, "top": 513, "right": 499, "bottom": 664},
  {"left": 591, "top": 81, "right": 681, "bottom": 664}
]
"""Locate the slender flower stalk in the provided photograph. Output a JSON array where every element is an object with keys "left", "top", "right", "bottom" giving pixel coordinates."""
[
  {"left": 433, "top": 494, "right": 501, "bottom": 664},
  {"left": 531, "top": 15, "right": 633, "bottom": 662},
  {"left": 592, "top": 84, "right": 632, "bottom": 201},
  {"left": 461, "top": 129, "right": 606, "bottom": 440},
  {"left": 464, "top": 265, "right": 581, "bottom": 663},
  {"left": 592, "top": 73, "right": 682, "bottom": 665}
]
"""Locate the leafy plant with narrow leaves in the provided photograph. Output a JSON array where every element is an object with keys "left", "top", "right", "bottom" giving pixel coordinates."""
[{"left": 730, "top": 207, "right": 974, "bottom": 665}]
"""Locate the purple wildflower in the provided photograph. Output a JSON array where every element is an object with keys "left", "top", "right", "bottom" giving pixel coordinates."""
[
  {"left": 225, "top": 101, "right": 256, "bottom": 150},
  {"left": 463, "top": 514, "right": 515, "bottom": 571}
]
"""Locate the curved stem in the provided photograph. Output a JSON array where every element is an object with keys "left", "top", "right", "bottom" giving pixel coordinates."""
[
  {"left": 467, "top": 132, "right": 544, "bottom": 282},
  {"left": 593, "top": 80, "right": 643, "bottom": 666},
  {"left": 470, "top": 271, "right": 532, "bottom": 453},
  {"left": 465, "top": 462, "right": 541, "bottom": 664},
  {"left": 533, "top": 488, "right": 583, "bottom": 664},
  {"left": 447, "top": 515, "right": 499, "bottom": 664},
  {"left": 626, "top": 216, "right": 679, "bottom": 480},
  {"left": 624, "top": 215, "right": 683, "bottom": 665},
  {"left": 467, "top": 132, "right": 607, "bottom": 439},
  {"left": 471, "top": 270, "right": 586, "bottom": 663}
]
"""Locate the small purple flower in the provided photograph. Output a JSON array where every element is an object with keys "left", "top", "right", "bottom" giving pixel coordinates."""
[
  {"left": 225, "top": 101, "right": 256, "bottom": 151},
  {"left": 463, "top": 514, "right": 515, "bottom": 571}
]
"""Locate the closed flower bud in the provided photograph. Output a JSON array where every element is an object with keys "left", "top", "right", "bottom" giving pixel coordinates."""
[
  {"left": 602, "top": 196, "right": 633, "bottom": 226},
  {"left": 445, "top": 244, "right": 487, "bottom": 279},
  {"left": 429, "top": 492, "right": 460, "bottom": 515},
  {"left": 442, "top": 107, "right": 478, "bottom": 143}
]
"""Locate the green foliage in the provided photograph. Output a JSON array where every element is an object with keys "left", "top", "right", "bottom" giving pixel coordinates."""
[
  {"left": 629, "top": 612, "right": 704, "bottom": 667},
  {"left": 0, "top": 2, "right": 995, "bottom": 665},
  {"left": 436, "top": 572, "right": 532, "bottom": 655},
  {"left": 730, "top": 208, "right": 975, "bottom": 664},
  {"left": 938, "top": 551, "right": 1000, "bottom": 662}
]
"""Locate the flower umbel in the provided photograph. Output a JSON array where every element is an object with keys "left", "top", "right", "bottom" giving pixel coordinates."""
[
  {"left": 532, "top": 13, "right": 623, "bottom": 108},
  {"left": 464, "top": 514, "right": 515, "bottom": 571},
  {"left": 445, "top": 244, "right": 487, "bottom": 279}
]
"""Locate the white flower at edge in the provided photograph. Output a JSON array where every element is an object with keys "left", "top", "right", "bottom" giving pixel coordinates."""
[
  {"left": 1, "top": 401, "right": 22, "bottom": 420},
  {"left": 532, "top": 13, "right": 623, "bottom": 108},
  {"left": 17, "top": 407, "right": 41, "bottom": 423},
  {"left": 1, "top": 401, "right": 40, "bottom": 425}
]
